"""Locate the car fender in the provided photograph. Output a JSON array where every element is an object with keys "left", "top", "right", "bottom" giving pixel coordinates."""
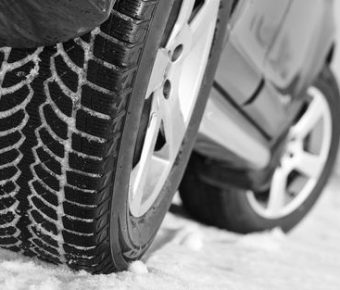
[{"left": 0, "top": 0, "right": 116, "bottom": 48}]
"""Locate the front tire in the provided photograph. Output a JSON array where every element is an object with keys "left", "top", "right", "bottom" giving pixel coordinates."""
[
  {"left": 180, "top": 67, "right": 340, "bottom": 233},
  {"left": 0, "top": 0, "right": 230, "bottom": 273}
]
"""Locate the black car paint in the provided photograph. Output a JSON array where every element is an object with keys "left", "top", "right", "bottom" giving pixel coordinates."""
[{"left": 0, "top": 0, "right": 115, "bottom": 48}]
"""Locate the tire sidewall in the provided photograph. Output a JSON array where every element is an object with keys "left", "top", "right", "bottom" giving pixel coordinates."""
[{"left": 109, "top": 0, "right": 231, "bottom": 268}]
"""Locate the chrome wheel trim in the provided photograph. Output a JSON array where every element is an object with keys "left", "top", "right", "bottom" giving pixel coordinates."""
[
  {"left": 247, "top": 87, "right": 332, "bottom": 219},
  {"left": 129, "top": 0, "right": 220, "bottom": 217}
]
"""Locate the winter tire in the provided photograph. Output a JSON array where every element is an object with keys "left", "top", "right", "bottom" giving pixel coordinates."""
[
  {"left": 180, "top": 67, "right": 340, "bottom": 233},
  {"left": 0, "top": 0, "right": 230, "bottom": 273}
]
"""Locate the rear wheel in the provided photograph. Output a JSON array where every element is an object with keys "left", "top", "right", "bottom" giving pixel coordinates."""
[
  {"left": 180, "top": 67, "right": 340, "bottom": 233},
  {"left": 0, "top": 0, "right": 230, "bottom": 272}
]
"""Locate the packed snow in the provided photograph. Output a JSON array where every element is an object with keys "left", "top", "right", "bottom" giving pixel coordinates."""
[{"left": 0, "top": 175, "right": 339, "bottom": 290}]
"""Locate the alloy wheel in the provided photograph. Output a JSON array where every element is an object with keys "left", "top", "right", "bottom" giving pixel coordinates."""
[
  {"left": 247, "top": 87, "right": 332, "bottom": 219},
  {"left": 129, "top": 0, "right": 220, "bottom": 217}
]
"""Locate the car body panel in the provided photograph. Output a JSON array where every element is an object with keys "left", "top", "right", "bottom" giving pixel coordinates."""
[
  {"left": 243, "top": 83, "right": 290, "bottom": 136},
  {"left": 215, "top": 0, "right": 292, "bottom": 105},
  {"left": 198, "top": 0, "right": 336, "bottom": 178},
  {"left": 197, "top": 86, "right": 271, "bottom": 170},
  {"left": 265, "top": 0, "right": 335, "bottom": 95},
  {"left": 245, "top": 0, "right": 335, "bottom": 138}
]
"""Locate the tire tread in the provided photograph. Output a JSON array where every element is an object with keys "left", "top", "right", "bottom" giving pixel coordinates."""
[{"left": 0, "top": 0, "right": 158, "bottom": 273}]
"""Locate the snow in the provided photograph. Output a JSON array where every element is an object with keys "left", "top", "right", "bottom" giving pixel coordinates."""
[
  {"left": 0, "top": 176, "right": 339, "bottom": 289},
  {"left": 236, "top": 228, "right": 285, "bottom": 253},
  {"left": 179, "top": 229, "right": 203, "bottom": 251},
  {"left": 129, "top": 261, "right": 149, "bottom": 274}
]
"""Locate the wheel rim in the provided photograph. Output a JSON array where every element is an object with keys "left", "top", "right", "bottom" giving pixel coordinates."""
[
  {"left": 247, "top": 87, "right": 333, "bottom": 219},
  {"left": 129, "top": 0, "right": 220, "bottom": 217}
]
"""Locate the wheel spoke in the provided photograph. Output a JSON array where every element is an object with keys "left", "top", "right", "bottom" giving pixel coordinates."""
[
  {"left": 166, "top": 0, "right": 219, "bottom": 60},
  {"left": 167, "top": 0, "right": 196, "bottom": 47},
  {"left": 267, "top": 167, "right": 288, "bottom": 213},
  {"left": 294, "top": 150, "right": 323, "bottom": 178},
  {"left": 158, "top": 91, "right": 186, "bottom": 159},
  {"left": 189, "top": 0, "right": 220, "bottom": 50},
  {"left": 131, "top": 106, "right": 162, "bottom": 209},
  {"left": 291, "top": 91, "right": 325, "bottom": 140},
  {"left": 146, "top": 49, "right": 169, "bottom": 98}
]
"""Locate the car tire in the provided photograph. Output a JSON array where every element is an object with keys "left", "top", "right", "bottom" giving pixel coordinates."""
[
  {"left": 180, "top": 67, "right": 340, "bottom": 233},
  {"left": 0, "top": 0, "right": 231, "bottom": 273}
]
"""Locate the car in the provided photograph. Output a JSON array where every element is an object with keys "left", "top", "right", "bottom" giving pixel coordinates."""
[
  {"left": 180, "top": 0, "right": 340, "bottom": 234},
  {"left": 0, "top": 0, "right": 338, "bottom": 274}
]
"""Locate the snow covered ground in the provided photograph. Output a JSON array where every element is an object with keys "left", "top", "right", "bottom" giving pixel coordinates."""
[
  {"left": 1, "top": 5, "right": 340, "bottom": 290},
  {"left": 0, "top": 176, "right": 339, "bottom": 290}
]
